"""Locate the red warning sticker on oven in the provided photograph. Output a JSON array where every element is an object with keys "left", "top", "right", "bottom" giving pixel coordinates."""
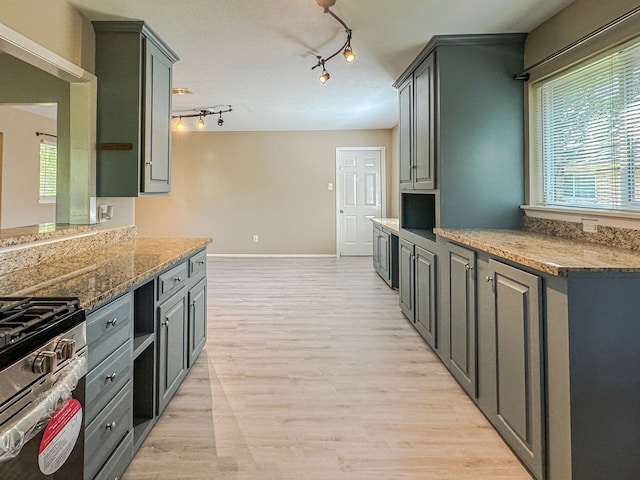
[{"left": 38, "top": 398, "right": 83, "bottom": 475}]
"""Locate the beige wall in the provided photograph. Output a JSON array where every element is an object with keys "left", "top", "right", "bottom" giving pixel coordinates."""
[
  {"left": 525, "top": 0, "right": 640, "bottom": 78},
  {"left": 0, "top": 0, "right": 94, "bottom": 71},
  {"left": 135, "top": 129, "right": 393, "bottom": 254},
  {"left": 0, "top": 107, "right": 56, "bottom": 228}
]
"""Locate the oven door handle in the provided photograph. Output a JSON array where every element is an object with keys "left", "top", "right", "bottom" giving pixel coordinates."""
[{"left": 0, "top": 354, "right": 87, "bottom": 463}]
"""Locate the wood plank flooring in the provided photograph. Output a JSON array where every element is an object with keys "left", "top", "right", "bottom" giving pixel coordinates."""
[{"left": 123, "top": 257, "right": 533, "bottom": 480}]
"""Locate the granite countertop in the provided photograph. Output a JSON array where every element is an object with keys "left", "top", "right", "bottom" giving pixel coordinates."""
[
  {"left": 434, "top": 228, "right": 640, "bottom": 277},
  {"left": 371, "top": 218, "right": 400, "bottom": 234},
  {"left": 0, "top": 237, "right": 211, "bottom": 311}
]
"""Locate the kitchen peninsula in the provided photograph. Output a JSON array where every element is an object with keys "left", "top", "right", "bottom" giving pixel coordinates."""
[{"left": 0, "top": 226, "right": 211, "bottom": 480}]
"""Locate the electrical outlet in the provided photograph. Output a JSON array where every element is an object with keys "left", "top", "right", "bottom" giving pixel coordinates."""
[
  {"left": 253, "top": 235, "right": 259, "bottom": 243},
  {"left": 582, "top": 218, "right": 598, "bottom": 233},
  {"left": 328, "top": 183, "right": 334, "bottom": 191}
]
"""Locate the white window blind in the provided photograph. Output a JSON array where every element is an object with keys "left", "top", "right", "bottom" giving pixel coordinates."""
[
  {"left": 533, "top": 39, "right": 640, "bottom": 211},
  {"left": 39, "top": 140, "right": 57, "bottom": 203}
]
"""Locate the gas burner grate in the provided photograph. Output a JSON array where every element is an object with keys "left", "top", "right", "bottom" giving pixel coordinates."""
[{"left": 0, "top": 298, "right": 80, "bottom": 349}]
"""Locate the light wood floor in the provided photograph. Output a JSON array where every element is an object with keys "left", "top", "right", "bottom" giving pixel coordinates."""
[{"left": 123, "top": 257, "right": 533, "bottom": 480}]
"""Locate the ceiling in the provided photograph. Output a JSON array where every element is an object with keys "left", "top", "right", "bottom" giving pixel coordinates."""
[{"left": 69, "top": 0, "right": 574, "bottom": 132}]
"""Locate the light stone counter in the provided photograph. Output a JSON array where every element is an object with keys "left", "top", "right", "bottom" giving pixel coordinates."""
[
  {"left": 435, "top": 228, "right": 640, "bottom": 277},
  {"left": 371, "top": 218, "right": 400, "bottom": 235},
  {"left": 0, "top": 237, "right": 211, "bottom": 311}
]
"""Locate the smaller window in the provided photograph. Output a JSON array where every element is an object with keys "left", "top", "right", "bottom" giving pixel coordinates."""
[{"left": 39, "top": 140, "right": 56, "bottom": 203}]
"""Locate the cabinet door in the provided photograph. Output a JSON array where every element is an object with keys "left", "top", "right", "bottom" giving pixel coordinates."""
[
  {"left": 157, "top": 290, "right": 187, "bottom": 414},
  {"left": 415, "top": 246, "right": 437, "bottom": 348},
  {"left": 188, "top": 278, "right": 207, "bottom": 367},
  {"left": 399, "top": 239, "right": 414, "bottom": 320},
  {"left": 372, "top": 226, "right": 381, "bottom": 271},
  {"left": 398, "top": 77, "right": 414, "bottom": 191},
  {"left": 378, "top": 230, "right": 391, "bottom": 284},
  {"left": 142, "top": 39, "right": 172, "bottom": 194},
  {"left": 413, "top": 53, "right": 436, "bottom": 190},
  {"left": 446, "top": 243, "right": 477, "bottom": 397},
  {"left": 488, "top": 260, "right": 544, "bottom": 479}
]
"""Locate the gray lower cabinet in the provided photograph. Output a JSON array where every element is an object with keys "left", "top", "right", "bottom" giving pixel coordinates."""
[
  {"left": 399, "top": 239, "right": 415, "bottom": 320},
  {"left": 399, "top": 238, "right": 438, "bottom": 350},
  {"left": 84, "top": 248, "right": 207, "bottom": 479},
  {"left": 373, "top": 225, "right": 399, "bottom": 288},
  {"left": 444, "top": 243, "right": 476, "bottom": 397},
  {"left": 481, "top": 260, "right": 544, "bottom": 479},
  {"left": 188, "top": 277, "right": 207, "bottom": 367},
  {"left": 157, "top": 288, "right": 188, "bottom": 414},
  {"left": 85, "top": 293, "right": 133, "bottom": 480},
  {"left": 414, "top": 246, "right": 436, "bottom": 348}
]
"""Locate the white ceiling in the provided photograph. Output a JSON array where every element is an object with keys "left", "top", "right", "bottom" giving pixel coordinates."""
[{"left": 69, "top": 0, "right": 574, "bottom": 132}]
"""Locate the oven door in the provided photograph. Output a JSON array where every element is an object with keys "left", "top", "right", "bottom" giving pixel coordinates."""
[{"left": 0, "top": 355, "right": 86, "bottom": 480}]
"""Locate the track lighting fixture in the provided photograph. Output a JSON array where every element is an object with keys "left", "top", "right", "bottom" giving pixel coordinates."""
[
  {"left": 311, "top": 0, "right": 355, "bottom": 84},
  {"left": 172, "top": 105, "right": 232, "bottom": 131}
]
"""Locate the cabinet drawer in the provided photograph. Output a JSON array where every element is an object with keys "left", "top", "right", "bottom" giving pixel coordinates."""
[
  {"left": 189, "top": 250, "right": 207, "bottom": 279},
  {"left": 86, "top": 342, "right": 133, "bottom": 425},
  {"left": 93, "top": 430, "right": 133, "bottom": 480},
  {"left": 85, "top": 382, "right": 132, "bottom": 480},
  {"left": 158, "top": 261, "right": 188, "bottom": 301},
  {"left": 87, "top": 293, "right": 133, "bottom": 370}
]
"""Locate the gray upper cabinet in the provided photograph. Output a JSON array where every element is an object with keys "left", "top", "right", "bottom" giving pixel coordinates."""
[
  {"left": 413, "top": 54, "right": 436, "bottom": 190},
  {"left": 93, "top": 21, "right": 179, "bottom": 197},
  {"left": 398, "top": 53, "right": 436, "bottom": 192},
  {"left": 398, "top": 77, "right": 414, "bottom": 190}
]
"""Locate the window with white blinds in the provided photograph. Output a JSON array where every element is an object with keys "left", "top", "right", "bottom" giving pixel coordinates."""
[
  {"left": 532, "top": 39, "right": 640, "bottom": 211},
  {"left": 39, "top": 140, "right": 57, "bottom": 203}
]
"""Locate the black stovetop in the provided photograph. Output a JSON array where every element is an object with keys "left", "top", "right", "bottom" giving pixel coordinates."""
[{"left": 0, "top": 297, "right": 85, "bottom": 370}]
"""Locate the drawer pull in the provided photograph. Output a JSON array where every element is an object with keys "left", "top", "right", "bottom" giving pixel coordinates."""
[
  {"left": 106, "top": 421, "right": 117, "bottom": 430},
  {"left": 162, "top": 319, "right": 170, "bottom": 327},
  {"left": 465, "top": 264, "right": 473, "bottom": 272},
  {"left": 174, "top": 276, "right": 183, "bottom": 283},
  {"left": 485, "top": 276, "right": 493, "bottom": 282},
  {"left": 191, "top": 300, "right": 197, "bottom": 308},
  {"left": 107, "top": 318, "right": 117, "bottom": 327},
  {"left": 198, "top": 260, "right": 205, "bottom": 265},
  {"left": 106, "top": 373, "right": 117, "bottom": 382}
]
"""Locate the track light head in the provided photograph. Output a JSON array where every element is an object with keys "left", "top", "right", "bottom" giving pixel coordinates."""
[
  {"left": 196, "top": 115, "right": 205, "bottom": 129},
  {"left": 217, "top": 113, "right": 224, "bottom": 127},
  {"left": 176, "top": 116, "right": 185, "bottom": 131},
  {"left": 343, "top": 45, "right": 356, "bottom": 63},
  {"left": 319, "top": 62, "right": 330, "bottom": 84}
]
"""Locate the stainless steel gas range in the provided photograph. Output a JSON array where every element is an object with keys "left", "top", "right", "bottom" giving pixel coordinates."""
[{"left": 0, "top": 297, "right": 87, "bottom": 479}]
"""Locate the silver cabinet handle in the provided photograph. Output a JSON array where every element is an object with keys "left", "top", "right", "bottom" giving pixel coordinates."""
[
  {"left": 191, "top": 300, "right": 197, "bottom": 307},
  {"left": 340, "top": 210, "right": 344, "bottom": 214},
  {"left": 198, "top": 260, "right": 205, "bottom": 265},
  {"left": 174, "top": 276, "right": 183, "bottom": 283},
  {"left": 106, "top": 421, "right": 116, "bottom": 430},
  {"left": 106, "top": 373, "right": 117, "bottom": 382},
  {"left": 465, "top": 264, "right": 473, "bottom": 271},
  {"left": 162, "top": 318, "right": 170, "bottom": 327},
  {"left": 485, "top": 276, "right": 493, "bottom": 282},
  {"left": 107, "top": 318, "right": 117, "bottom": 327}
]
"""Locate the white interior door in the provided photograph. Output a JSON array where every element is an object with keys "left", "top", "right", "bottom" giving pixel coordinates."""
[{"left": 337, "top": 147, "right": 384, "bottom": 256}]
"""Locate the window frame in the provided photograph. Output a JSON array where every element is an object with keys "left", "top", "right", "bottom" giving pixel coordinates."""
[
  {"left": 38, "top": 138, "right": 57, "bottom": 204},
  {"left": 527, "top": 35, "right": 640, "bottom": 218}
]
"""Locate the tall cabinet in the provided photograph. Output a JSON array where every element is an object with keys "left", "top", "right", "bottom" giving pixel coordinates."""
[{"left": 93, "top": 21, "right": 179, "bottom": 196}]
